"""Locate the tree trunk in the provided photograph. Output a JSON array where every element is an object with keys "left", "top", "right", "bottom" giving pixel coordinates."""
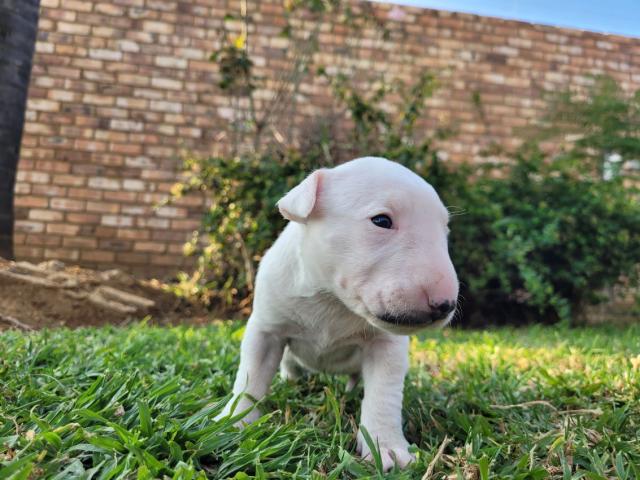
[{"left": 0, "top": 0, "right": 40, "bottom": 260}]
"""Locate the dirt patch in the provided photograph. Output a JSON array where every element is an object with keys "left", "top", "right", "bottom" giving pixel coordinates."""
[{"left": 0, "top": 259, "right": 210, "bottom": 331}]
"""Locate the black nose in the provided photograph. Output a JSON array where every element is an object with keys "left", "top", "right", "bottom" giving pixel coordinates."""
[{"left": 430, "top": 301, "right": 455, "bottom": 320}]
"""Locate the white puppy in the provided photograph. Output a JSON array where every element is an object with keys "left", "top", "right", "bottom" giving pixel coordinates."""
[{"left": 217, "top": 157, "right": 459, "bottom": 470}]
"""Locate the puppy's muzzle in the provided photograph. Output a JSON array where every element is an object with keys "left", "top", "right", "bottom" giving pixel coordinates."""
[{"left": 378, "top": 301, "right": 456, "bottom": 326}]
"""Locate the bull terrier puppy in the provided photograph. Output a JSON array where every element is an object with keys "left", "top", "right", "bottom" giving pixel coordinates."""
[{"left": 217, "top": 156, "right": 459, "bottom": 470}]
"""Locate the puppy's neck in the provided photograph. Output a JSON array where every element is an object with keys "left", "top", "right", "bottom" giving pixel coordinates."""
[{"left": 286, "top": 222, "right": 334, "bottom": 298}]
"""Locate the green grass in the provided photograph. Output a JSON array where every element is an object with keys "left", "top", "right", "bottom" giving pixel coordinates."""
[{"left": 1, "top": 323, "right": 639, "bottom": 479}]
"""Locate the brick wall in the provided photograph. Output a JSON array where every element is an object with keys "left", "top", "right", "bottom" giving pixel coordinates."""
[{"left": 15, "top": 0, "right": 640, "bottom": 277}]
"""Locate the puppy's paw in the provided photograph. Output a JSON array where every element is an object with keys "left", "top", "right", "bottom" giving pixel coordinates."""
[
  {"left": 356, "top": 431, "right": 415, "bottom": 471},
  {"left": 215, "top": 398, "right": 262, "bottom": 427},
  {"left": 279, "top": 364, "right": 301, "bottom": 382},
  {"left": 345, "top": 373, "right": 360, "bottom": 392}
]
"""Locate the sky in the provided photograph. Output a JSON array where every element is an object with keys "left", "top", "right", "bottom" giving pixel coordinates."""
[{"left": 369, "top": 0, "right": 640, "bottom": 38}]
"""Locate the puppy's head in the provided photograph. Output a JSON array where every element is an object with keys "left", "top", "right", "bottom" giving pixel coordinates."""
[{"left": 277, "top": 156, "right": 459, "bottom": 334}]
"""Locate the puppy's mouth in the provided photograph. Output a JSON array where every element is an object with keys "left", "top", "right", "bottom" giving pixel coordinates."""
[
  {"left": 369, "top": 309, "right": 454, "bottom": 334},
  {"left": 379, "top": 311, "right": 439, "bottom": 326},
  {"left": 377, "top": 311, "right": 450, "bottom": 330},
  {"left": 338, "top": 292, "right": 454, "bottom": 334}
]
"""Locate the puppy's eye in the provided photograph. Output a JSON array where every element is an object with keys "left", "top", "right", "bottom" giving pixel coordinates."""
[{"left": 371, "top": 214, "right": 393, "bottom": 229}]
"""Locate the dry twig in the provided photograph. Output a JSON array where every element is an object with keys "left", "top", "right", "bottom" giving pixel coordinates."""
[
  {"left": 422, "top": 435, "right": 451, "bottom": 480},
  {"left": 559, "top": 408, "right": 603, "bottom": 416},
  {"left": 490, "top": 400, "right": 558, "bottom": 411}
]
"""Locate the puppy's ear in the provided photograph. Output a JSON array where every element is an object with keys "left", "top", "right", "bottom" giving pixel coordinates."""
[{"left": 277, "top": 169, "right": 324, "bottom": 223}]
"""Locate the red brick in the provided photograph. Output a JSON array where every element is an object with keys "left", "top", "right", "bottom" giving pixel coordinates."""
[
  {"left": 110, "top": 119, "right": 143, "bottom": 132},
  {"left": 57, "top": 22, "right": 90, "bottom": 35},
  {"left": 63, "top": 236, "right": 99, "bottom": 249},
  {"left": 142, "top": 20, "right": 174, "bottom": 34},
  {"left": 103, "top": 191, "right": 138, "bottom": 202},
  {"left": 116, "top": 252, "right": 150, "bottom": 265},
  {"left": 110, "top": 143, "right": 143, "bottom": 155},
  {"left": 95, "top": 3, "right": 125, "bottom": 15},
  {"left": 25, "top": 123, "right": 55, "bottom": 135},
  {"left": 29, "top": 209, "right": 64, "bottom": 222},
  {"left": 77, "top": 141, "right": 108, "bottom": 153},
  {"left": 97, "top": 233, "right": 133, "bottom": 251},
  {"left": 47, "top": 223, "right": 81, "bottom": 235},
  {"left": 15, "top": 221, "right": 45, "bottom": 234},
  {"left": 50, "top": 198, "right": 85, "bottom": 211},
  {"left": 122, "top": 179, "right": 146, "bottom": 191},
  {"left": 17, "top": 171, "right": 50, "bottom": 184},
  {"left": 155, "top": 55, "right": 187, "bottom": 69},
  {"left": 82, "top": 94, "right": 115, "bottom": 106},
  {"left": 27, "top": 99, "right": 60, "bottom": 112},
  {"left": 88, "top": 177, "right": 121, "bottom": 190},
  {"left": 14, "top": 246, "right": 44, "bottom": 258},
  {"left": 13, "top": 233, "right": 26, "bottom": 245},
  {"left": 167, "top": 243, "right": 185, "bottom": 254},
  {"left": 68, "top": 187, "right": 103, "bottom": 200},
  {"left": 44, "top": 248, "right": 80, "bottom": 261},
  {"left": 95, "top": 226, "right": 117, "bottom": 238},
  {"left": 53, "top": 175, "right": 86, "bottom": 187},
  {"left": 134, "top": 241, "right": 166, "bottom": 253},
  {"left": 89, "top": 49, "right": 123, "bottom": 61},
  {"left": 81, "top": 250, "right": 116, "bottom": 262},
  {"left": 87, "top": 201, "right": 120, "bottom": 213},
  {"left": 170, "top": 219, "right": 200, "bottom": 230},
  {"left": 64, "top": 0, "right": 93, "bottom": 12},
  {"left": 15, "top": 197, "right": 49, "bottom": 209},
  {"left": 117, "top": 229, "right": 151, "bottom": 240},
  {"left": 150, "top": 254, "right": 182, "bottom": 266},
  {"left": 116, "top": 97, "right": 149, "bottom": 110},
  {"left": 67, "top": 213, "right": 100, "bottom": 224},
  {"left": 150, "top": 77, "right": 183, "bottom": 90},
  {"left": 27, "top": 235, "right": 61, "bottom": 247},
  {"left": 137, "top": 217, "right": 169, "bottom": 229},
  {"left": 101, "top": 215, "right": 134, "bottom": 227}
]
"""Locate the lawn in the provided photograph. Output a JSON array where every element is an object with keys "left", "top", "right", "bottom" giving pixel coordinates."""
[{"left": 1, "top": 322, "right": 639, "bottom": 479}]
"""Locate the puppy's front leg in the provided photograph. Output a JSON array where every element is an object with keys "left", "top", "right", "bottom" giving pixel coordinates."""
[
  {"left": 358, "top": 335, "right": 414, "bottom": 471},
  {"left": 216, "top": 317, "right": 285, "bottom": 425}
]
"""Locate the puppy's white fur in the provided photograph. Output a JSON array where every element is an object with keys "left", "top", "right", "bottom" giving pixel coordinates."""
[{"left": 217, "top": 157, "right": 459, "bottom": 471}]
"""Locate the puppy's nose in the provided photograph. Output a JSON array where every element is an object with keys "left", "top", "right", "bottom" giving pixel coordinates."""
[{"left": 429, "top": 301, "right": 455, "bottom": 321}]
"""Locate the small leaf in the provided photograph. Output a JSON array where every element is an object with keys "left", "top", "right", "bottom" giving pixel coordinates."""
[
  {"left": 478, "top": 455, "right": 490, "bottom": 480},
  {"left": 138, "top": 401, "right": 152, "bottom": 437}
]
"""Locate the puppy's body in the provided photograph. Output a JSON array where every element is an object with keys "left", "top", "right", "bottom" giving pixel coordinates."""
[
  {"left": 217, "top": 157, "right": 458, "bottom": 470},
  {"left": 255, "top": 222, "right": 378, "bottom": 376},
  {"left": 254, "top": 222, "right": 380, "bottom": 373}
]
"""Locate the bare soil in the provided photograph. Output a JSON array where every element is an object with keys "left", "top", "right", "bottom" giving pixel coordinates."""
[{"left": 0, "top": 258, "right": 209, "bottom": 331}]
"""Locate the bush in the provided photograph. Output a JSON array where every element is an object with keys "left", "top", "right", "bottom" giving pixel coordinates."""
[
  {"left": 170, "top": 149, "right": 336, "bottom": 311},
  {"left": 438, "top": 146, "right": 640, "bottom": 325},
  {"left": 173, "top": 140, "right": 640, "bottom": 325},
  {"left": 415, "top": 77, "right": 640, "bottom": 324}
]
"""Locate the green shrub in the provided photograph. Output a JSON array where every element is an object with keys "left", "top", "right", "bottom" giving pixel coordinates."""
[
  {"left": 172, "top": 142, "right": 640, "bottom": 325},
  {"left": 438, "top": 146, "right": 640, "bottom": 325},
  {"left": 170, "top": 149, "right": 336, "bottom": 310}
]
